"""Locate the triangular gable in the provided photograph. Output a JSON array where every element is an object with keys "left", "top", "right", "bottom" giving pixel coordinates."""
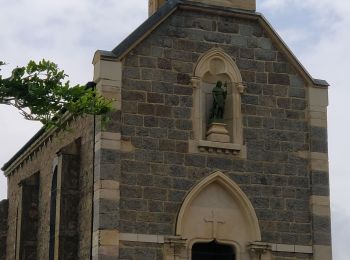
[{"left": 94, "top": 0, "right": 329, "bottom": 87}]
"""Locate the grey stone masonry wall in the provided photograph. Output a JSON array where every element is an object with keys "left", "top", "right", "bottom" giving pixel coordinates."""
[
  {"left": 19, "top": 173, "right": 40, "bottom": 260},
  {"left": 57, "top": 148, "right": 81, "bottom": 260},
  {"left": 5, "top": 116, "right": 94, "bottom": 260},
  {"left": 118, "top": 8, "right": 315, "bottom": 258},
  {"left": 0, "top": 200, "right": 8, "bottom": 260}
]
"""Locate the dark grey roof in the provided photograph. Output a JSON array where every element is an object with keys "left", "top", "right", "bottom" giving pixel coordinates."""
[
  {"left": 1, "top": 127, "right": 46, "bottom": 172},
  {"left": 313, "top": 78, "right": 330, "bottom": 87},
  {"left": 112, "top": 0, "right": 180, "bottom": 58},
  {"left": 100, "top": 0, "right": 329, "bottom": 87}
]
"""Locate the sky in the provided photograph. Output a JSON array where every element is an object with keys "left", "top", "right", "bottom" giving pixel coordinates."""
[{"left": 0, "top": 0, "right": 349, "bottom": 258}]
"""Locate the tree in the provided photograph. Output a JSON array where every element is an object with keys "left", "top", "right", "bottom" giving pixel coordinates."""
[{"left": 0, "top": 59, "right": 112, "bottom": 127}]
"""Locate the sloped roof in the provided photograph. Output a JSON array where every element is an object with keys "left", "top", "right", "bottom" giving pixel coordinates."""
[
  {"left": 2, "top": 0, "right": 329, "bottom": 174},
  {"left": 95, "top": 0, "right": 329, "bottom": 87}
]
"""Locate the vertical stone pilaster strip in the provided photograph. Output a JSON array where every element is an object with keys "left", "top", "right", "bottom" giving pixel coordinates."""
[
  {"left": 18, "top": 173, "right": 40, "bottom": 260},
  {"left": 55, "top": 147, "right": 80, "bottom": 260},
  {"left": 308, "top": 86, "right": 332, "bottom": 260},
  {"left": 92, "top": 53, "right": 122, "bottom": 260},
  {"left": 0, "top": 199, "right": 9, "bottom": 260}
]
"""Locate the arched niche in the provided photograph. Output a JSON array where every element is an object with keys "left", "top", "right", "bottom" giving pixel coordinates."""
[
  {"left": 176, "top": 171, "right": 261, "bottom": 260},
  {"left": 190, "top": 48, "right": 245, "bottom": 155}
]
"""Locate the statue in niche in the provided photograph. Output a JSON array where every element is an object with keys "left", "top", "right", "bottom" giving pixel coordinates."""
[{"left": 210, "top": 80, "right": 228, "bottom": 123}]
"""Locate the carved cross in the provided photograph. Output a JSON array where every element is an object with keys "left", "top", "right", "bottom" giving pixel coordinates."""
[{"left": 204, "top": 210, "right": 225, "bottom": 238}]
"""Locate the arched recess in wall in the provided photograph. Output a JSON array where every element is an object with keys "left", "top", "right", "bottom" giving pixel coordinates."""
[
  {"left": 191, "top": 48, "right": 246, "bottom": 155},
  {"left": 176, "top": 171, "right": 261, "bottom": 259}
]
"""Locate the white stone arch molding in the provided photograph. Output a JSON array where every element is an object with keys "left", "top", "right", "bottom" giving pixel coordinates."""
[
  {"left": 190, "top": 48, "right": 246, "bottom": 155},
  {"left": 175, "top": 171, "right": 261, "bottom": 259}
]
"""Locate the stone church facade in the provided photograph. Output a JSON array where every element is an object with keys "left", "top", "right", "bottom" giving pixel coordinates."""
[{"left": 0, "top": 0, "right": 332, "bottom": 259}]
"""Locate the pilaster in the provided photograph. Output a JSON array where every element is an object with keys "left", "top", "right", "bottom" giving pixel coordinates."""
[
  {"left": 55, "top": 143, "right": 80, "bottom": 260},
  {"left": 92, "top": 55, "right": 122, "bottom": 259},
  {"left": 308, "top": 86, "right": 332, "bottom": 260},
  {"left": 0, "top": 200, "right": 8, "bottom": 260}
]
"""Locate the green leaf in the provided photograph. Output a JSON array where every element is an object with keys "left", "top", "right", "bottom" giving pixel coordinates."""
[{"left": 0, "top": 59, "right": 112, "bottom": 128}]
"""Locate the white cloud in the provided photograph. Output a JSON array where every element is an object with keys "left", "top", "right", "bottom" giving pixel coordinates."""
[
  {"left": 260, "top": 1, "right": 350, "bottom": 258},
  {"left": 0, "top": 0, "right": 148, "bottom": 200}
]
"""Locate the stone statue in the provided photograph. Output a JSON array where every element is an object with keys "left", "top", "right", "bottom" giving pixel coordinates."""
[{"left": 210, "top": 81, "right": 227, "bottom": 122}]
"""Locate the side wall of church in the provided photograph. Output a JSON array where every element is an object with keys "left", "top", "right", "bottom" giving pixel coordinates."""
[
  {"left": 117, "top": 8, "right": 328, "bottom": 259},
  {"left": 5, "top": 116, "right": 95, "bottom": 260},
  {"left": 0, "top": 199, "right": 8, "bottom": 260}
]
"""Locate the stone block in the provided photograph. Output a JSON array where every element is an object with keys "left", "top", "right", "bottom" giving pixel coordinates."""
[
  {"left": 143, "top": 187, "right": 167, "bottom": 201},
  {"left": 168, "top": 130, "right": 189, "bottom": 140},
  {"left": 268, "top": 73, "right": 290, "bottom": 85},
  {"left": 309, "top": 87, "right": 329, "bottom": 107},
  {"left": 139, "top": 57, "right": 157, "bottom": 68},
  {"left": 207, "top": 157, "right": 232, "bottom": 171},
  {"left": 173, "top": 107, "right": 191, "bottom": 119},
  {"left": 152, "top": 81, "right": 174, "bottom": 94},
  {"left": 138, "top": 103, "right": 155, "bottom": 115},
  {"left": 313, "top": 245, "right": 332, "bottom": 260},
  {"left": 123, "top": 67, "right": 140, "bottom": 79},
  {"left": 94, "top": 59, "right": 122, "bottom": 82},
  {"left": 185, "top": 154, "right": 206, "bottom": 167},
  {"left": 218, "top": 21, "right": 239, "bottom": 33},
  {"left": 155, "top": 105, "right": 172, "bottom": 117},
  {"left": 255, "top": 49, "right": 276, "bottom": 61},
  {"left": 124, "top": 114, "right": 143, "bottom": 126},
  {"left": 147, "top": 93, "right": 164, "bottom": 104}
]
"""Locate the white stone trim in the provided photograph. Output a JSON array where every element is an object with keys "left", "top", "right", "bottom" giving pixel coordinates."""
[
  {"left": 120, "top": 233, "right": 165, "bottom": 243},
  {"left": 311, "top": 196, "right": 331, "bottom": 217},
  {"left": 313, "top": 245, "right": 332, "bottom": 260},
  {"left": 176, "top": 171, "right": 261, "bottom": 241},
  {"left": 118, "top": 233, "right": 312, "bottom": 254},
  {"left": 3, "top": 112, "right": 73, "bottom": 176},
  {"left": 95, "top": 132, "right": 122, "bottom": 151},
  {"left": 191, "top": 48, "right": 246, "bottom": 156},
  {"left": 269, "top": 244, "right": 313, "bottom": 254}
]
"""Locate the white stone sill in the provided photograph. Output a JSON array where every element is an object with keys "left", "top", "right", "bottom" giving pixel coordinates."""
[{"left": 198, "top": 140, "right": 242, "bottom": 151}]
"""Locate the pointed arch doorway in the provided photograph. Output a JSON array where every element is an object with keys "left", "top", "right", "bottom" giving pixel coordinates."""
[{"left": 172, "top": 171, "right": 263, "bottom": 260}]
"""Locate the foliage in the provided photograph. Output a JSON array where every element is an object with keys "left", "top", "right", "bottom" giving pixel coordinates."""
[{"left": 0, "top": 59, "right": 112, "bottom": 127}]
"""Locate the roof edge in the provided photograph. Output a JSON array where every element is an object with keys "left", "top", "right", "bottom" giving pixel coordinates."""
[
  {"left": 109, "top": 1, "right": 329, "bottom": 88},
  {"left": 112, "top": 0, "right": 180, "bottom": 59},
  {"left": 313, "top": 78, "right": 330, "bottom": 87},
  {"left": 92, "top": 50, "right": 118, "bottom": 65},
  {"left": 1, "top": 112, "right": 73, "bottom": 175}
]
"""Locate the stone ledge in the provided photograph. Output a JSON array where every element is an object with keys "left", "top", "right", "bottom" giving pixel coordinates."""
[
  {"left": 120, "top": 233, "right": 164, "bottom": 243},
  {"left": 269, "top": 243, "right": 313, "bottom": 254},
  {"left": 118, "top": 233, "right": 314, "bottom": 255},
  {"left": 189, "top": 140, "right": 247, "bottom": 158}
]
